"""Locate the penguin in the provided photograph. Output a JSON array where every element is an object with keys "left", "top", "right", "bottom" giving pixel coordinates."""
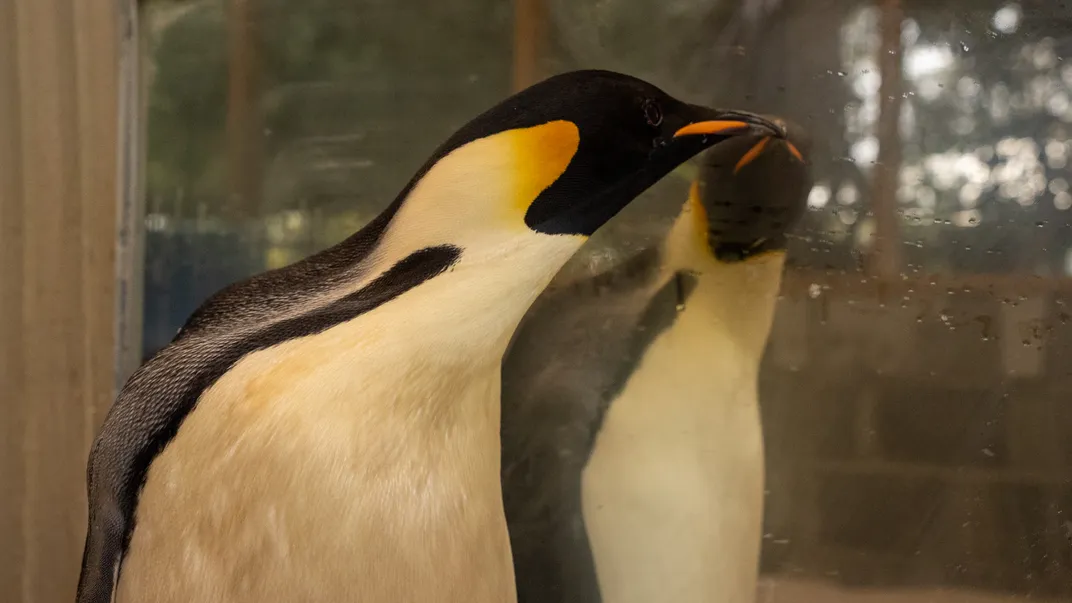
[
  {"left": 501, "top": 118, "right": 812, "bottom": 603},
  {"left": 76, "top": 69, "right": 785, "bottom": 603}
]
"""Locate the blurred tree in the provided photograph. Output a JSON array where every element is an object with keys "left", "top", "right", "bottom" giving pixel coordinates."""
[
  {"left": 144, "top": 0, "right": 512, "bottom": 225},
  {"left": 145, "top": 0, "right": 1072, "bottom": 275}
]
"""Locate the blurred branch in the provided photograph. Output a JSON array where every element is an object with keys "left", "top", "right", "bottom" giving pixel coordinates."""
[
  {"left": 512, "top": 0, "right": 545, "bottom": 92},
  {"left": 869, "top": 0, "right": 904, "bottom": 282}
]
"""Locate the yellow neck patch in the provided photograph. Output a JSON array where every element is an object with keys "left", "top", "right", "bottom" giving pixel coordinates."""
[
  {"left": 503, "top": 120, "right": 581, "bottom": 224},
  {"left": 687, "top": 180, "right": 713, "bottom": 255}
]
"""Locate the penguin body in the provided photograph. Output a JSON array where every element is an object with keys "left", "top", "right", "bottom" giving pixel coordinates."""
[
  {"left": 77, "top": 70, "right": 785, "bottom": 603},
  {"left": 502, "top": 121, "right": 811, "bottom": 603}
]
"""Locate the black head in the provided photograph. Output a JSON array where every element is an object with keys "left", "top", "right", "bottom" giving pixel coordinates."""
[
  {"left": 402, "top": 70, "right": 786, "bottom": 238},
  {"left": 693, "top": 116, "right": 812, "bottom": 262}
]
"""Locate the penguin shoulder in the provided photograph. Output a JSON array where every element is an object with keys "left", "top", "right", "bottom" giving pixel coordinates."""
[{"left": 173, "top": 199, "right": 401, "bottom": 341}]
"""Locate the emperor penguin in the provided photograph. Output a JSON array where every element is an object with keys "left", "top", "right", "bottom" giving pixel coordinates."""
[
  {"left": 76, "top": 69, "right": 786, "bottom": 603},
  {"left": 501, "top": 118, "right": 812, "bottom": 603}
]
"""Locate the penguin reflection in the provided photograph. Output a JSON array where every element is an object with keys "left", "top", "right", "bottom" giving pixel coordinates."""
[{"left": 502, "top": 120, "right": 812, "bottom": 603}]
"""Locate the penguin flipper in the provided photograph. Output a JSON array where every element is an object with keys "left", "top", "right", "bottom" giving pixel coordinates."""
[
  {"left": 75, "top": 340, "right": 204, "bottom": 603},
  {"left": 502, "top": 241, "right": 703, "bottom": 603},
  {"left": 76, "top": 493, "right": 126, "bottom": 603},
  {"left": 501, "top": 361, "right": 612, "bottom": 603}
]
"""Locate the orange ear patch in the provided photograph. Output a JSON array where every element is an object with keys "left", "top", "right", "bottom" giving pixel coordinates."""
[
  {"left": 687, "top": 180, "right": 712, "bottom": 252},
  {"left": 506, "top": 120, "right": 580, "bottom": 219}
]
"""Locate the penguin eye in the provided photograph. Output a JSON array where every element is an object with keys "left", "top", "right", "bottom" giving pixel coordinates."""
[{"left": 643, "top": 101, "right": 663, "bottom": 127}]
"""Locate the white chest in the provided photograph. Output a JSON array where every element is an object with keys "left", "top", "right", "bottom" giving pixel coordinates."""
[
  {"left": 117, "top": 315, "right": 517, "bottom": 603},
  {"left": 581, "top": 291, "right": 767, "bottom": 603}
]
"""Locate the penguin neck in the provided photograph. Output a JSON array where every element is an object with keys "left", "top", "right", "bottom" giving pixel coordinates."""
[
  {"left": 331, "top": 122, "right": 588, "bottom": 360},
  {"left": 659, "top": 197, "right": 786, "bottom": 372},
  {"left": 356, "top": 205, "right": 586, "bottom": 362}
]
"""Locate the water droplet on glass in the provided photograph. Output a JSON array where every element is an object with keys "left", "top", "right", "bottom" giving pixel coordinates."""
[{"left": 809, "top": 283, "right": 822, "bottom": 299}]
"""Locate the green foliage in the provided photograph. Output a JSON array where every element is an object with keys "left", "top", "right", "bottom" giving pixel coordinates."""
[
  {"left": 146, "top": 3, "right": 227, "bottom": 202},
  {"left": 145, "top": 0, "right": 512, "bottom": 223}
]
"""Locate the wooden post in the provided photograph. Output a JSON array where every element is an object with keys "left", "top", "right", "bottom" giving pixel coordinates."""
[
  {"left": 0, "top": 0, "right": 27, "bottom": 598},
  {"left": 870, "top": 0, "right": 904, "bottom": 282},
  {"left": 226, "top": 0, "right": 262, "bottom": 218},
  {"left": 0, "top": 0, "right": 121, "bottom": 601},
  {"left": 512, "top": 0, "right": 545, "bottom": 92}
]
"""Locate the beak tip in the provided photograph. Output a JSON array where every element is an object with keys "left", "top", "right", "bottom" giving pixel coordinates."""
[{"left": 786, "top": 142, "right": 806, "bottom": 163}]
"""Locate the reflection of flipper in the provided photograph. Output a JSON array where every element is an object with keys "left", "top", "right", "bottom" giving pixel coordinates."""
[
  {"left": 502, "top": 119, "right": 813, "bottom": 603},
  {"left": 502, "top": 243, "right": 692, "bottom": 603}
]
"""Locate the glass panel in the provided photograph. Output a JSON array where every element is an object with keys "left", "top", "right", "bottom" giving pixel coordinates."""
[{"left": 140, "top": 1, "right": 1072, "bottom": 600}]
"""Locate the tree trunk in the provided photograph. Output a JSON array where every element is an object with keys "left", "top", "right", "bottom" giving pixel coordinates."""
[
  {"left": 226, "top": 0, "right": 262, "bottom": 219},
  {"left": 870, "top": 0, "right": 905, "bottom": 281},
  {"left": 512, "top": 0, "right": 545, "bottom": 92}
]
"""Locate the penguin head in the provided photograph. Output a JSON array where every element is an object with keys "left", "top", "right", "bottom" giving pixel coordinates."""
[
  {"left": 394, "top": 70, "right": 785, "bottom": 245},
  {"left": 691, "top": 116, "right": 812, "bottom": 262}
]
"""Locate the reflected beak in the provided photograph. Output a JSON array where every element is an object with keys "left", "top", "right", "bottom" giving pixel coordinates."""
[
  {"left": 786, "top": 142, "right": 805, "bottom": 162},
  {"left": 733, "top": 136, "right": 807, "bottom": 173},
  {"left": 734, "top": 137, "right": 773, "bottom": 173}
]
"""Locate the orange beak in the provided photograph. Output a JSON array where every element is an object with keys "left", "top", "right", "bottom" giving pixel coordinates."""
[{"left": 673, "top": 120, "right": 755, "bottom": 138}]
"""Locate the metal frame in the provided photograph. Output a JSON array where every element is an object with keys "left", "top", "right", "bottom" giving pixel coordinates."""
[{"left": 116, "top": 0, "right": 147, "bottom": 387}]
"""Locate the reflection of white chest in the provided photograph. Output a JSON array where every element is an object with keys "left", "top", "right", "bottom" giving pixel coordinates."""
[{"left": 581, "top": 282, "right": 767, "bottom": 603}]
